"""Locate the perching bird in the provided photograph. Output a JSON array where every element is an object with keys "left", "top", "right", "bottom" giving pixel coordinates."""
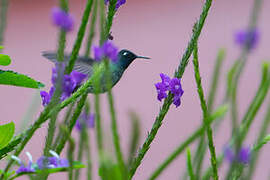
[{"left": 42, "top": 50, "right": 150, "bottom": 93}]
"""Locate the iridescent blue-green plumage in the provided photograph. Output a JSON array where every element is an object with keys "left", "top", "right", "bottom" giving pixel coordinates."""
[{"left": 42, "top": 49, "right": 149, "bottom": 93}]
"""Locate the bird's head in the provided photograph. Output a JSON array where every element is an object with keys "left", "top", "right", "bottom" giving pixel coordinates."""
[{"left": 116, "top": 49, "right": 150, "bottom": 69}]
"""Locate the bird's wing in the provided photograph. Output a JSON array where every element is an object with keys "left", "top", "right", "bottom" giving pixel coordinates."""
[{"left": 42, "top": 51, "right": 96, "bottom": 77}]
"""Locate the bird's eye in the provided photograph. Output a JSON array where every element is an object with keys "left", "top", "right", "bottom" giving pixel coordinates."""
[{"left": 123, "top": 52, "right": 128, "bottom": 56}]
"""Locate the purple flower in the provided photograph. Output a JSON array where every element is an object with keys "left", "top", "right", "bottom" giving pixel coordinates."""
[
  {"left": 75, "top": 112, "right": 95, "bottom": 131},
  {"left": 40, "top": 64, "right": 87, "bottom": 106},
  {"left": 155, "top": 73, "right": 184, "bottom": 108},
  {"left": 71, "top": 70, "right": 87, "bottom": 85},
  {"left": 52, "top": 7, "right": 74, "bottom": 32},
  {"left": 102, "top": 41, "right": 118, "bottom": 62},
  {"left": 237, "top": 146, "right": 251, "bottom": 164},
  {"left": 12, "top": 152, "right": 36, "bottom": 174},
  {"left": 224, "top": 146, "right": 251, "bottom": 164},
  {"left": 37, "top": 150, "right": 69, "bottom": 169},
  {"left": 235, "top": 29, "right": 259, "bottom": 50},
  {"left": 160, "top": 73, "right": 170, "bottom": 89},
  {"left": 40, "top": 91, "right": 51, "bottom": 106},
  {"left": 104, "top": 0, "right": 126, "bottom": 10},
  {"left": 169, "top": 78, "right": 184, "bottom": 96},
  {"left": 92, "top": 40, "right": 119, "bottom": 62},
  {"left": 224, "top": 146, "right": 235, "bottom": 163},
  {"left": 155, "top": 82, "right": 168, "bottom": 101}
]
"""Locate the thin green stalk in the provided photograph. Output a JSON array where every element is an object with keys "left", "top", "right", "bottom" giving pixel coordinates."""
[
  {"left": 74, "top": 128, "right": 85, "bottom": 180},
  {"left": 207, "top": 49, "right": 226, "bottom": 112},
  {"left": 55, "top": 93, "right": 88, "bottom": 154},
  {"left": 229, "top": 0, "right": 263, "bottom": 136},
  {"left": 252, "top": 134, "right": 270, "bottom": 152},
  {"left": 192, "top": 44, "right": 218, "bottom": 180},
  {"left": 202, "top": 155, "right": 224, "bottom": 180},
  {"left": 127, "top": 112, "right": 141, "bottom": 167},
  {"left": 246, "top": 102, "right": 270, "bottom": 180},
  {"left": 52, "top": 102, "right": 75, "bottom": 149},
  {"left": 92, "top": 66, "right": 104, "bottom": 155},
  {"left": 0, "top": 0, "right": 8, "bottom": 51},
  {"left": 225, "top": 62, "right": 270, "bottom": 180},
  {"left": 99, "top": 0, "right": 106, "bottom": 44},
  {"left": 67, "top": 135, "right": 75, "bottom": 180},
  {"left": 84, "top": 129, "right": 92, "bottom": 180},
  {"left": 104, "top": 60, "right": 127, "bottom": 179},
  {"left": 186, "top": 148, "right": 195, "bottom": 180},
  {"left": 129, "top": 1, "right": 213, "bottom": 178},
  {"left": 43, "top": 0, "right": 69, "bottom": 159},
  {"left": 189, "top": 48, "right": 225, "bottom": 180},
  {"left": 148, "top": 104, "right": 228, "bottom": 180},
  {"left": 105, "top": 0, "right": 117, "bottom": 38},
  {"left": 65, "top": 0, "right": 94, "bottom": 74},
  {"left": 85, "top": 0, "right": 98, "bottom": 57}
]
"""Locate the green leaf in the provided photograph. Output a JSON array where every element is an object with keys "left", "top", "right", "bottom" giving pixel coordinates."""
[
  {"left": 0, "top": 135, "right": 22, "bottom": 160},
  {"left": 0, "top": 70, "right": 44, "bottom": 89},
  {"left": 0, "top": 54, "right": 11, "bottom": 66},
  {"left": 0, "top": 46, "right": 3, "bottom": 50},
  {"left": 0, "top": 122, "right": 15, "bottom": 150}
]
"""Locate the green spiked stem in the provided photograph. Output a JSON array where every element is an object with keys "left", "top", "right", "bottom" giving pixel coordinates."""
[
  {"left": 186, "top": 148, "right": 195, "bottom": 180},
  {"left": 128, "top": 0, "right": 213, "bottom": 178}
]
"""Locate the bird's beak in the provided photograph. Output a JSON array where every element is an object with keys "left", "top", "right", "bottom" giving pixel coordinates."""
[{"left": 136, "top": 56, "right": 151, "bottom": 60}]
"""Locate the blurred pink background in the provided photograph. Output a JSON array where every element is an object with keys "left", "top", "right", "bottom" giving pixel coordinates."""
[{"left": 1, "top": 0, "right": 270, "bottom": 179}]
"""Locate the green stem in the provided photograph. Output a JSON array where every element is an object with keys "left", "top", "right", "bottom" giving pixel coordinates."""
[
  {"left": 127, "top": 112, "right": 141, "bottom": 167},
  {"left": 68, "top": 136, "right": 75, "bottom": 180},
  {"left": 148, "top": 104, "right": 228, "bottom": 180},
  {"left": 84, "top": 0, "right": 98, "bottom": 57},
  {"left": 246, "top": 102, "right": 270, "bottom": 179},
  {"left": 192, "top": 44, "right": 218, "bottom": 180},
  {"left": 129, "top": 1, "right": 213, "bottom": 178},
  {"left": 0, "top": 0, "right": 8, "bottom": 51},
  {"left": 226, "top": 62, "right": 270, "bottom": 180},
  {"left": 189, "top": 48, "right": 225, "bottom": 180},
  {"left": 65, "top": 0, "right": 94, "bottom": 74},
  {"left": 43, "top": 0, "right": 68, "bottom": 157},
  {"left": 104, "top": 60, "right": 127, "bottom": 178},
  {"left": 55, "top": 93, "right": 88, "bottom": 154},
  {"left": 105, "top": 0, "right": 117, "bottom": 38},
  {"left": 186, "top": 148, "right": 195, "bottom": 180},
  {"left": 98, "top": 0, "right": 106, "bottom": 44},
  {"left": 84, "top": 129, "right": 92, "bottom": 180},
  {"left": 74, "top": 128, "right": 85, "bottom": 180}
]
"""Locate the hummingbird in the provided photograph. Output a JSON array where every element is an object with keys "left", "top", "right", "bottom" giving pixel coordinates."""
[{"left": 42, "top": 50, "right": 150, "bottom": 93}]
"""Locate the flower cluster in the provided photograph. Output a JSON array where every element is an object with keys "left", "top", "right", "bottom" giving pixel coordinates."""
[
  {"left": 40, "top": 63, "right": 87, "bottom": 106},
  {"left": 12, "top": 151, "right": 69, "bottom": 174},
  {"left": 104, "top": 0, "right": 126, "bottom": 10},
  {"left": 52, "top": 7, "right": 74, "bottom": 32},
  {"left": 235, "top": 29, "right": 259, "bottom": 50},
  {"left": 224, "top": 146, "right": 251, "bottom": 164},
  {"left": 75, "top": 112, "right": 95, "bottom": 131},
  {"left": 155, "top": 73, "right": 184, "bottom": 107},
  {"left": 93, "top": 40, "right": 119, "bottom": 62}
]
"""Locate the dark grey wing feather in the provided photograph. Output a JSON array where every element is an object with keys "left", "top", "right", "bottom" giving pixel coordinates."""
[{"left": 42, "top": 51, "right": 96, "bottom": 77}]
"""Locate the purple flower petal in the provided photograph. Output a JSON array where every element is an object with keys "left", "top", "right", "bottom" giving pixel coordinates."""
[
  {"left": 16, "top": 163, "right": 35, "bottom": 174},
  {"left": 102, "top": 41, "right": 118, "bottom": 62},
  {"left": 52, "top": 7, "right": 74, "bottom": 32},
  {"left": 40, "top": 91, "right": 51, "bottom": 106},
  {"left": 160, "top": 73, "right": 171, "bottom": 89},
  {"left": 93, "top": 46, "right": 103, "bottom": 61},
  {"left": 224, "top": 146, "right": 235, "bottom": 163},
  {"left": 169, "top": 78, "right": 183, "bottom": 96},
  {"left": 155, "top": 82, "right": 168, "bottom": 101},
  {"left": 235, "top": 28, "right": 259, "bottom": 50},
  {"left": 173, "top": 94, "right": 181, "bottom": 108},
  {"left": 70, "top": 71, "right": 87, "bottom": 86},
  {"left": 237, "top": 146, "right": 251, "bottom": 164}
]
